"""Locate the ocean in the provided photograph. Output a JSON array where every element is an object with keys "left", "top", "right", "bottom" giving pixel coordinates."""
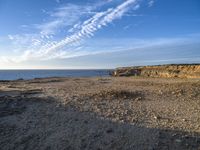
[{"left": 0, "top": 70, "right": 111, "bottom": 80}]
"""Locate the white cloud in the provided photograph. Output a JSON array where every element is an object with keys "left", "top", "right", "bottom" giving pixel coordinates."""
[
  {"left": 36, "top": 4, "right": 94, "bottom": 36},
  {"left": 133, "top": 4, "right": 140, "bottom": 10},
  {"left": 148, "top": 0, "right": 155, "bottom": 7},
  {"left": 20, "top": 25, "right": 29, "bottom": 28},
  {"left": 55, "top": 0, "right": 60, "bottom": 3},
  {"left": 123, "top": 25, "right": 131, "bottom": 30},
  {"left": 8, "top": 35, "right": 14, "bottom": 40},
  {"left": 2, "top": 0, "right": 150, "bottom": 63},
  {"left": 28, "top": 0, "right": 139, "bottom": 60}
]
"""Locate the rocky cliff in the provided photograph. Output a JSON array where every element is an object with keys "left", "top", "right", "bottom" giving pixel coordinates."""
[{"left": 112, "top": 64, "right": 200, "bottom": 78}]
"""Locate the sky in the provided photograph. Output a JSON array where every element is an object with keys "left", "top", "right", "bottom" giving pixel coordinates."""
[{"left": 0, "top": 0, "right": 200, "bottom": 69}]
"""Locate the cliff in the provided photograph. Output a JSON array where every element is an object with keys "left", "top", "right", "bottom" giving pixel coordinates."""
[{"left": 112, "top": 64, "right": 200, "bottom": 78}]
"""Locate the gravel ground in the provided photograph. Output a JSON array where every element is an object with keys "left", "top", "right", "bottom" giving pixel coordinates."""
[{"left": 0, "top": 77, "right": 200, "bottom": 150}]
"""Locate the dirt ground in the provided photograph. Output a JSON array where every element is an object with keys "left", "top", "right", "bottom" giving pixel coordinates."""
[{"left": 0, "top": 77, "right": 200, "bottom": 150}]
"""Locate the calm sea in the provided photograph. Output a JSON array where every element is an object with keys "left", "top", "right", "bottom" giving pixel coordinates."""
[{"left": 0, "top": 70, "right": 111, "bottom": 80}]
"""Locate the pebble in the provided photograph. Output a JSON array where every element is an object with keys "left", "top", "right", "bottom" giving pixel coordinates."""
[
  {"left": 106, "top": 128, "right": 113, "bottom": 134},
  {"left": 158, "top": 90, "right": 163, "bottom": 94},
  {"left": 182, "top": 119, "right": 186, "bottom": 122},
  {"left": 135, "top": 97, "right": 142, "bottom": 101},
  {"left": 154, "top": 115, "right": 161, "bottom": 120},
  {"left": 172, "top": 133, "right": 177, "bottom": 137},
  {"left": 175, "top": 139, "right": 182, "bottom": 143}
]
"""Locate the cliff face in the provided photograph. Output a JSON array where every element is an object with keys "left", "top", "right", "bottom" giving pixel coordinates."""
[{"left": 112, "top": 64, "right": 200, "bottom": 78}]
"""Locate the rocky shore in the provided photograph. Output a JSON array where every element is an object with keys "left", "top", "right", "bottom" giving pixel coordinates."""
[
  {"left": 0, "top": 77, "right": 200, "bottom": 149},
  {"left": 111, "top": 64, "right": 200, "bottom": 78}
]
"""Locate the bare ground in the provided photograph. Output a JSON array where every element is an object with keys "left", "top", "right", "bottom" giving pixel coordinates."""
[{"left": 0, "top": 77, "right": 200, "bottom": 150}]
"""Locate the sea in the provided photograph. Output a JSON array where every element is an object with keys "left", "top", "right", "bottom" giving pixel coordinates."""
[{"left": 0, "top": 70, "right": 111, "bottom": 80}]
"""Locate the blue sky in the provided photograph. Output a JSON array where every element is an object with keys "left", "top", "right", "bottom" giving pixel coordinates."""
[{"left": 0, "top": 0, "right": 200, "bottom": 69}]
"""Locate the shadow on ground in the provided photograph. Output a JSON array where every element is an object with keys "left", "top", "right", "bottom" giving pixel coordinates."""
[{"left": 0, "top": 92, "right": 199, "bottom": 150}]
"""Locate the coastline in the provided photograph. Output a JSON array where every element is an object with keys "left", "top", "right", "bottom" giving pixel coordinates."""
[
  {"left": 111, "top": 64, "right": 200, "bottom": 78},
  {"left": 0, "top": 77, "right": 200, "bottom": 149}
]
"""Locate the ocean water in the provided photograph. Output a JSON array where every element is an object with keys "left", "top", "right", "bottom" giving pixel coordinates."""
[{"left": 0, "top": 70, "right": 111, "bottom": 80}]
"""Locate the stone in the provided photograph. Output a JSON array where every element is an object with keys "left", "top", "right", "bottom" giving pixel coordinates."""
[
  {"left": 135, "top": 97, "right": 142, "bottom": 101},
  {"left": 111, "top": 64, "right": 200, "bottom": 78}
]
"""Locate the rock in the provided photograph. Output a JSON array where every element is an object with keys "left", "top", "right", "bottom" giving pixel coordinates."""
[
  {"left": 106, "top": 128, "right": 113, "bottom": 134},
  {"left": 135, "top": 97, "right": 142, "bottom": 101},
  {"left": 111, "top": 64, "right": 200, "bottom": 78},
  {"left": 153, "top": 115, "right": 161, "bottom": 120},
  {"left": 158, "top": 90, "right": 163, "bottom": 94},
  {"left": 175, "top": 139, "right": 182, "bottom": 143},
  {"left": 182, "top": 119, "right": 186, "bottom": 122},
  {"left": 84, "top": 120, "right": 88, "bottom": 124},
  {"left": 172, "top": 133, "right": 177, "bottom": 137}
]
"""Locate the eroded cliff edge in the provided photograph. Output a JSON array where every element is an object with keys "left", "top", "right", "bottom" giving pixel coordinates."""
[{"left": 112, "top": 64, "right": 200, "bottom": 78}]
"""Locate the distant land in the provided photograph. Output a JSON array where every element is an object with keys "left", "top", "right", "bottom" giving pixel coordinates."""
[{"left": 112, "top": 64, "right": 200, "bottom": 78}]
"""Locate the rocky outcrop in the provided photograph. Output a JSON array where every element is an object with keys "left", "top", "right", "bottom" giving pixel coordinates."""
[{"left": 112, "top": 64, "right": 200, "bottom": 78}]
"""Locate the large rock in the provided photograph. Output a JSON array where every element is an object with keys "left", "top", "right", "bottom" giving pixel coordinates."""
[{"left": 111, "top": 64, "right": 200, "bottom": 78}]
